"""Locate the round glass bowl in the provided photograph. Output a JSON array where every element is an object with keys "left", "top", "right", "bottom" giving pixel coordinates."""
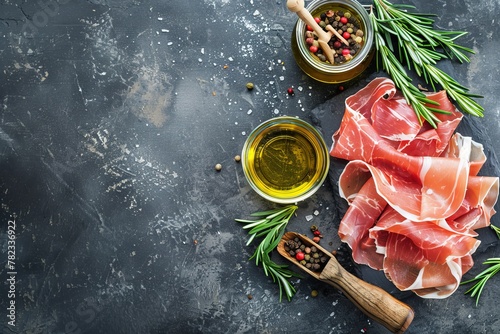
[
  {"left": 241, "top": 116, "right": 330, "bottom": 204},
  {"left": 291, "top": 0, "right": 374, "bottom": 83}
]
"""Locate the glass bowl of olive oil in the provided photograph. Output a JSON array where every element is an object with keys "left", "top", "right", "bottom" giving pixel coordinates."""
[{"left": 241, "top": 116, "right": 330, "bottom": 204}]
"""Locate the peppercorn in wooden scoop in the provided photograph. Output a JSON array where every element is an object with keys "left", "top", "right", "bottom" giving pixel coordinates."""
[{"left": 278, "top": 232, "right": 414, "bottom": 334}]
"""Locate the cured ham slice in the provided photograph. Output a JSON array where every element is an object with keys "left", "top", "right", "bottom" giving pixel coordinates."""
[
  {"left": 330, "top": 77, "right": 499, "bottom": 299},
  {"left": 338, "top": 177, "right": 386, "bottom": 270}
]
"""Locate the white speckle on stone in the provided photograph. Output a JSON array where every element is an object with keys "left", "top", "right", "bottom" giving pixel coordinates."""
[
  {"left": 201, "top": 48, "right": 205, "bottom": 54},
  {"left": 167, "top": 42, "right": 173, "bottom": 46},
  {"left": 253, "top": 10, "right": 260, "bottom": 16},
  {"left": 228, "top": 56, "right": 234, "bottom": 61},
  {"left": 305, "top": 215, "right": 313, "bottom": 221},
  {"left": 298, "top": 86, "right": 303, "bottom": 91},
  {"left": 158, "top": 17, "right": 163, "bottom": 21},
  {"left": 314, "top": 210, "right": 319, "bottom": 216},
  {"left": 247, "top": 109, "right": 253, "bottom": 115},
  {"left": 279, "top": 76, "right": 285, "bottom": 81},
  {"left": 198, "top": 58, "right": 203, "bottom": 63},
  {"left": 242, "top": 131, "right": 246, "bottom": 135},
  {"left": 161, "top": 29, "right": 169, "bottom": 33},
  {"left": 273, "top": 109, "right": 279, "bottom": 114}
]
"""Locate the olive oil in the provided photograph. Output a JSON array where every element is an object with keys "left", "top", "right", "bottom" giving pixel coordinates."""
[{"left": 242, "top": 117, "right": 329, "bottom": 203}]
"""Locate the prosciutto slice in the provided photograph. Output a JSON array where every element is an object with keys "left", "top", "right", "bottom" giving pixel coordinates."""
[{"left": 331, "top": 77, "right": 499, "bottom": 299}]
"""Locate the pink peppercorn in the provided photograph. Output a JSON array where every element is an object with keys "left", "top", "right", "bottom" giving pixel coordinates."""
[
  {"left": 343, "top": 32, "right": 351, "bottom": 39},
  {"left": 342, "top": 48, "right": 350, "bottom": 56},
  {"left": 309, "top": 45, "right": 318, "bottom": 53},
  {"left": 340, "top": 16, "right": 348, "bottom": 24}
]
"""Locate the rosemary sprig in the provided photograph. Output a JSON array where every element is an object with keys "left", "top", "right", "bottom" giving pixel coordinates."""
[
  {"left": 371, "top": 0, "right": 484, "bottom": 127},
  {"left": 461, "top": 258, "right": 500, "bottom": 306},
  {"left": 461, "top": 225, "right": 500, "bottom": 305},
  {"left": 236, "top": 205, "right": 300, "bottom": 301}
]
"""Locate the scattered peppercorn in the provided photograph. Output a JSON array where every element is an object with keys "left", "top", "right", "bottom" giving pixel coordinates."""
[
  {"left": 311, "top": 289, "right": 319, "bottom": 298},
  {"left": 215, "top": 163, "right": 222, "bottom": 171},
  {"left": 287, "top": 87, "right": 295, "bottom": 95},
  {"left": 247, "top": 294, "right": 253, "bottom": 300},
  {"left": 246, "top": 82, "right": 254, "bottom": 90},
  {"left": 312, "top": 236, "right": 321, "bottom": 243},
  {"left": 295, "top": 252, "right": 305, "bottom": 261}
]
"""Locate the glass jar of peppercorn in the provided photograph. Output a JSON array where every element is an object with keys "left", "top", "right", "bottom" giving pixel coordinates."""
[{"left": 290, "top": 0, "right": 374, "bottom": 83}]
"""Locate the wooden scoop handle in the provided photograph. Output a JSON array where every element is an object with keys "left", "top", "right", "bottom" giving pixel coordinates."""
[
  {"left": 320, "top": 256, "right": 414, "bottom": 333},
  {"left": 286, "top": 0, "right": 331, "bottom": 42},
  {"left": 279, "top": 232, "right": 413, "bottom": 333}
]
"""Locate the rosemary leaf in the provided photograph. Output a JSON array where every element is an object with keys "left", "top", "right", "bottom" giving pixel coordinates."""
[{"left": 491, "top": 225, "right": 500, "bottom": 239}]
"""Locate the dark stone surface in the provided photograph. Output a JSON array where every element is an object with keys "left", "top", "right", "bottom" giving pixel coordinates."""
[{"left": 0, "top": 0, "right": 499, "bottom": 333}]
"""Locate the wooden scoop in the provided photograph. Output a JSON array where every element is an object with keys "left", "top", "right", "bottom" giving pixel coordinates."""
[
  {"left": 278, "top": 232, "right": 414, "bottom": 334},
  {"left": 287, "top": 0, "right": 335, "bottom": 63}
]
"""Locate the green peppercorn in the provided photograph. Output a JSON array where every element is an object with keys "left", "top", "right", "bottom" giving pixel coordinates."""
[
  {"left": 246, "top": 82, "right": 254, "bottom": 90},
  {"left": 311, "top": 290, "right": 319, "bottom": 297}
]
